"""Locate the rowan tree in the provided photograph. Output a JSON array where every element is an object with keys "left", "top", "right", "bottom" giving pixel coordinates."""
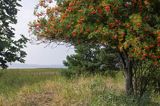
[{"left": 30, "top": 0, "right": 160, "bottom": 95}]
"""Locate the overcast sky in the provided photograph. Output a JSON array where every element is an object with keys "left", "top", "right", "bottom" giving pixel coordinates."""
[{"left": 14, "top": 0, "right": 74, "bottom": 65}]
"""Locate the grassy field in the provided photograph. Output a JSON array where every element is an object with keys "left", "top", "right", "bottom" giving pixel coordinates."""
[{"left": 0, "top": 69, "right": 159, "bottom": 106}]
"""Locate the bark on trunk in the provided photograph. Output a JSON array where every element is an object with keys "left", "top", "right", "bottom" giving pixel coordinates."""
[
  {"left": 118, "top": 51, "right": 134, "bottom": 95},
  {"left": 124, "top": 62, "right": 134, "bottom": 95}
]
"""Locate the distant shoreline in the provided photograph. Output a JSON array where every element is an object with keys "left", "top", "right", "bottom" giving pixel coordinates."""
[{"left": 7, "top": 63, "right": 66, "bottom": 69}]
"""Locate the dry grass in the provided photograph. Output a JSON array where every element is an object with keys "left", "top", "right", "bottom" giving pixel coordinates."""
[
  {"left": 0, "top": 74, "right": 125, "bottom": 106},
  {"left": 0, "top": 69, "right": 159, "bottom": 106}
]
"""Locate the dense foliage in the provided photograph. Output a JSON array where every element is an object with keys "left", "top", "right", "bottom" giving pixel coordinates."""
[
  {"left": 63, "top": 44, "right": 119, "bottom": 73},
  {"left": 30, "top": 0, "right": 160, "bottom": 63},
  {"left": 0, "top": 0, "right": 28, "bottom": 68}
]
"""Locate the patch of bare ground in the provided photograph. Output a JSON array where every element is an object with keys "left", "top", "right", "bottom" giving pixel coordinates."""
[{"left": 17, "top": 91, "right": 54, "bottom": 106}]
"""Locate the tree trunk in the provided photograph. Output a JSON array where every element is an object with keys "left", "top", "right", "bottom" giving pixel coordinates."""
[
  {"left": 124, "top": 61, "right": 134, "bottom": 95},
  {"left": 118, "top": 51, "right": 134, "bottom": 95}
]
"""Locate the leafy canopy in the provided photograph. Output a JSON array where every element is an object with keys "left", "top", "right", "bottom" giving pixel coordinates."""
[{"left": 30, "top": 0, "right": 160, "bottom": 64}]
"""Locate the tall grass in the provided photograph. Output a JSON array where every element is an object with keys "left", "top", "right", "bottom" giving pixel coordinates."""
[
  {"left": 0, "top": 69, "right": 159, "bottom": 106},
  {"left": 0, "top": 69, "right": 61, "bottom": 96}
]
